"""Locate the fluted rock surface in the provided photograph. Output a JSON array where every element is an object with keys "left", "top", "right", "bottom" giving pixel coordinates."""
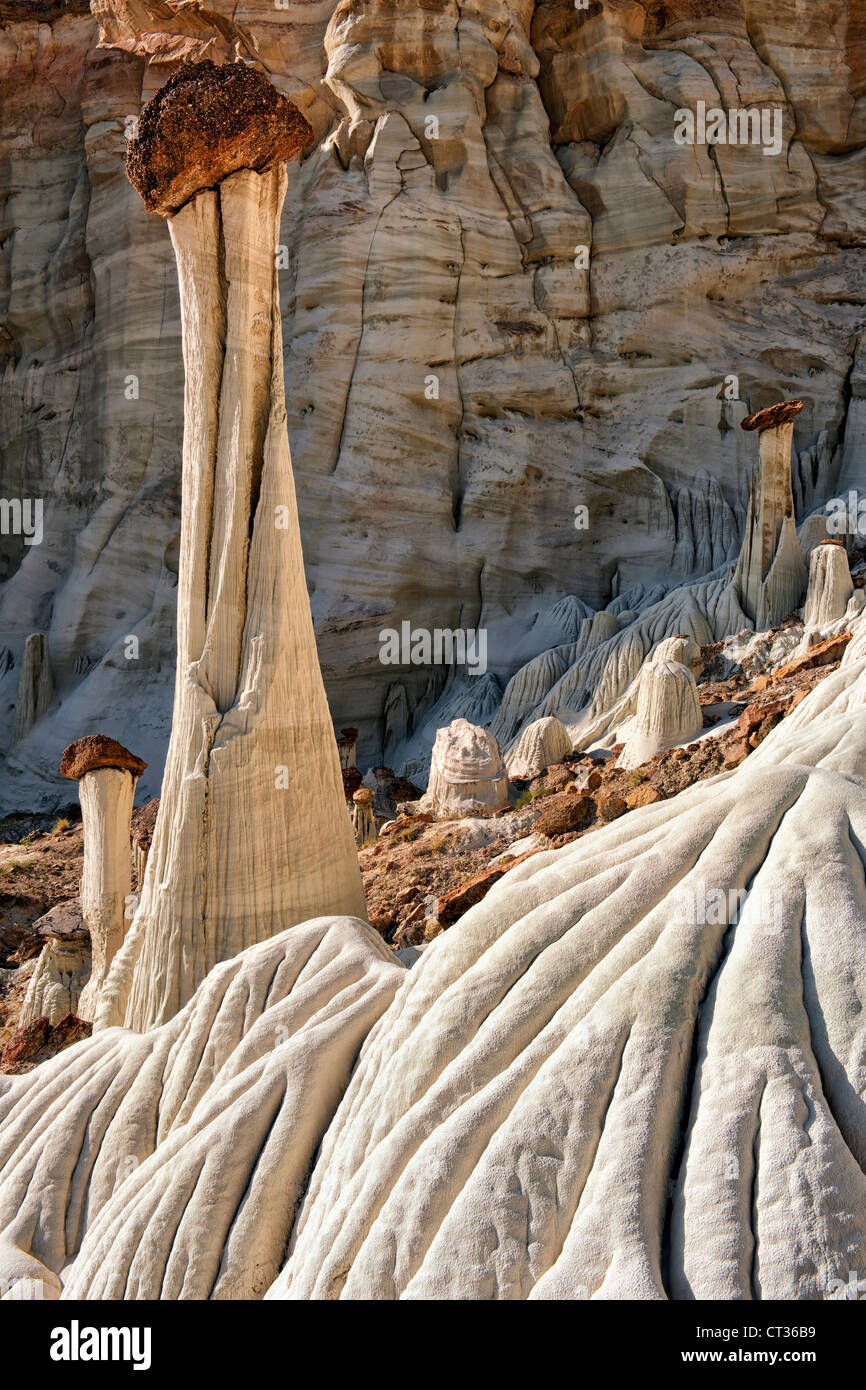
[
  {"left": 802, "top": 540, "right": 855, "bottom": 634},
  {"left": 20, "top": 903, "right": 91, "bottom": 1027},
  {"left": 0, "top": 917, "right": 403, "bottom": 1299},
  {"left": 734, "top": 404, "right": 809, "bottom": 629},
  {"left": 13, "top": 635, "right": 53, "bottom": 744},
  {"left": 423, "top": 718, "right": 509, "bottom": 817},
  {"left": 617, "top": 657, "right": 704, "bottom": 771},
  {"left": 271, "top": 616, "right": 866, "bottom": 1301},
  {"left": 74, "top": 765, "right": 137, "bottom": 1022},
  {"left": 1, "top": 0, "right": 865, "bottom": 801},
  {"left": 505, "top": 714, "right": 572, "bottom": 779},
  {"left": 103, "top": 158, "right": 366, "bottom": 1034},
  {"left": 2, "top": 618, "right": 866, "bottom": 1302}
]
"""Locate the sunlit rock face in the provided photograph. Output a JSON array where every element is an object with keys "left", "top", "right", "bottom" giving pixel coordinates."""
[
  {"left": 1, "top": 0, "right": 865, "bottom": 806},
  {"left": 423, "top": 718, "right": 509, "bottom": 817}
]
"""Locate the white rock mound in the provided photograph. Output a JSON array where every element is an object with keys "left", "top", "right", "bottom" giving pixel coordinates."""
[
  {"left": 423, "top": 719, "right": 509, "bottom": 817},
  {"left": 616, "top": 658, "right": 703, "bottom": 771},
  {"left": 650, "top": 634, "right": 703, "bottom": 674},
  {"left": 505, "top": 716, "right": 572, "bottom": 780},
  {"left": 0, "top": 918, "right": 403, "bottom": 1300}
]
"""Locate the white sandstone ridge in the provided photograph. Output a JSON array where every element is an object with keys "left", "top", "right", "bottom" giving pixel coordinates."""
[
  {"left": 422, "top": 718, "right": 509, "bottom": 817},
  {"left": 94, "top": 65, "right": 365, "bottom": 1034},
  {"left": 2, "top": 617, "right": 866, "bottom": 1300},
  {"left": 272, "top": 612, "right": 866, "bottom": 1300},
  {"left": 19, "top": 902, "right": 90, "bottom": 1028},
  {"left": 734, "top": 400, "right": 808, "bottom": 630},
  {"left": 505, "top": 715, "right": 572, "bottom": 779},
  {"left": 0, "top": 918, "right": 403, "bottom": 1300},
  {"left": 616, "top": 658, "right": 703, "bottom": 771},
  {"left": 392, "top": 565, "right": 747, "bottom": 780},
  {"left": 58, "top": 735, "right": 147, "bottom": 1024}
]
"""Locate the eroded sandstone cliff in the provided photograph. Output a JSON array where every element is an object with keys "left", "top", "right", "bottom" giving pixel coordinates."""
[{"left": 0, "top": 0, "right": 864, "bottom": 807}]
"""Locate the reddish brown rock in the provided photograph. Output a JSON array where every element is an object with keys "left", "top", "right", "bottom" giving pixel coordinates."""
[
  {"left": 533, "top": 792, "right": 593, "bottom": 838},
  {"left": 738, "top": 697, "right": 791, "bottom": 747},
  {"left": 126, "top": 61, "right": 313, "bottom": 217},
  {"left": 0, "top": 1012, "right": 92, "bottom": 1074},
  {"left": 770, "top": 632, "right": 852, "bottom": 682},
  {"left": 723, "top": 742, "right": 749, "bottom": 771},
  {"left": 369, "top": 909, "right": 396, "bottom": 937},
  {"left": 0, "top": 1016, "right": 49, "bottom": 1068},
  {"left": 598, "top": 795, "right": 627, "bottom": 823},
  {"left": 722, "top": 694, "right": 794, "bottom": 766},
  {"left": 130, "top": 798, "right": 160, "bottom": 852},
  {"left": 544, "top": 764, "right": 574, "bottom": 792},
  {"left": 48, "top": 1013, "right": 91, "bottom": 1050},
  {"left": 741, "top": 400, "right": 804, "bottom": 432},
  {"left": 393, "top": 907, "right": 428, "bottom": 948},
  {"left": 60, "top": 735, "right": 147, "bottom": 781},
  {"left": 341, "top": 767, "right": 363, "bottom": 801},
  {"left": 528, "top": 763, "right": 573, "bottom": 797},
  {"left": 437, "top": 865, "right": 508, "bottom": 926},
  {"left": 625, "top": 783, "right": 661, "bottom": 810},
  {"left": 379, "top": 813, "right": 434, "bottom": 837},
  {"left": 0, "top": 0, "right": 89, "bottom": 14}
]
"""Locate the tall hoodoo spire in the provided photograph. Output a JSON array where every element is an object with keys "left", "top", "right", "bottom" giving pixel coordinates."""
[{"left": 98, "top": 62, "right": 366, "bottom": 1032}]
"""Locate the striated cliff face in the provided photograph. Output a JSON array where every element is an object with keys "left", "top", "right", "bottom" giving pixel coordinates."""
[{"left": 0, "top": 0, "right": 864, "bottom": 808}]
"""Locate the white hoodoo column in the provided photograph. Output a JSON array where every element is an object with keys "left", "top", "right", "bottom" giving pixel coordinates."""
[{"left": 99, "top": 65, "right": 366, "bottom": 1032}]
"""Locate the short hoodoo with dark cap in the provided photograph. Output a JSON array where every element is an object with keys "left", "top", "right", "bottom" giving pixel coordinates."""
[
  {"left": 60, "top": 734, "right": 145, "bottom": 1023},
  {"left": 733, "top": 398, "right": 807, "bottom": 630}
]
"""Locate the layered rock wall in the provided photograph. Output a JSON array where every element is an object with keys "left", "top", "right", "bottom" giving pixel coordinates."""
[{"left": 1, "top": 0, "right": 864, "bottom": 805}]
